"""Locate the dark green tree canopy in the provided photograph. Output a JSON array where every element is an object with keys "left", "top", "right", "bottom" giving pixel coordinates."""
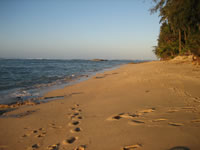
[{"left": 151, "top": 0, "right": 200, "bottom": 59}]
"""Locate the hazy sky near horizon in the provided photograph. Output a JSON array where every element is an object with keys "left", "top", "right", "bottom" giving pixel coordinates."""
[{"left": 0, "top": 0, "right": 160, "bottom": 60}]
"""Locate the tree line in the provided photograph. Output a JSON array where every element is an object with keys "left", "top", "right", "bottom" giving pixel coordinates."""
[{"left": 151, "top": 0, "right": 200, "bottom": 61}]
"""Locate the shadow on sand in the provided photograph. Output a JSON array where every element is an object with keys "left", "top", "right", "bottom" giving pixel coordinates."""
[{"left": 169, "top": 146, "right": 190, "bottom": 150}]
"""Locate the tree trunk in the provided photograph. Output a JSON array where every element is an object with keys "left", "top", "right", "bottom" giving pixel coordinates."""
[
  {"left": 188, "top": 26, "right": 191, "bottom": 34},
  {"left": 179, "top": 29, "right": 182, "bottom": 53},
  {"left": 184, "top": 30, "right": 187, "bottom": 42}
]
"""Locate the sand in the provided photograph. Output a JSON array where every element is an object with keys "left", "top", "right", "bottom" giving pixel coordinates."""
[{"left": 0, "top": 60, "right": 200, "bottom": 150}]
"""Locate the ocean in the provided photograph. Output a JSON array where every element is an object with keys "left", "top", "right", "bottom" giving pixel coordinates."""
[{"left": 0, "top": 59, "right": 135, "bottom": 104}]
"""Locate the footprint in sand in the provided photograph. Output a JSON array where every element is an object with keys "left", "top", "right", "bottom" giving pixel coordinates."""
[
  {"left": 74, "top": 112, "right": 80, "bottom": 116},
  {"left": 112, "top": 72, "right": 118, "bottom": 75},
  {"left": 120, "top": 113, "right": 139, "bottom": 119},
  {"left": 95, "top": 76, "right": 105, "bottom": 79},
  {"left": 70, "top": 114, "right": 80, "bottom": 119},
  {"left": 74, "top": 145, "right": 87, "bottom": 150},
  {"left": 47, "top": 144, "right": 60, "bottom": 150},
  {"left": 36, "top": 131, "right": 46, "bottom": 138},
  {"left": 77, "top": 116, "right": 83, "bottom": 120},
  {"left": 138, "top": 108, "right": 155, "bottom": 114},
  {"left": 33, "top": 128, "right": 46, "bottom": 138},
  {"left": 71, "top": 107, "right": 76, "bottom": 110},
  {"left": 128, "top": 120, "right": 145, "bottom": 126},
  {"left": 127, "top": 108, "right": 156, "bottom": 117},
  {"left": 32, "top": 130, "right": 38, "bottom": 134},
  {"left": 167, "top": 109, "right": 179, "bottom": 113},
  {"left": 193, "top": 97, "right": 200, "bottom": 103},
  {"left": 152, "top": 118, "right": 168, "bottom": 122},
  {"left": 107, "top": 113, "right": 138, "bottom": 121},
  {"left": 49, "top": 123, "right": 56, "bottom": 127},
  {"left": 65, "top": 103, "right": 84, "bottom": 148},
  {"left": 22, "top": 128, "right": 45, "bottom": 138},
  {"left": 26, "top": 144, "right": 40, "bottom": 150},
  {"left": 49, "top": 123, "right": 62, "bottom": 129},
  {"left": 70, "top": 127, "right": 81, "bottom": 133},
  {"left": 191, "top": 119, "right": 200, "bottom": 123},
  {"left": 169, "top": 146, "right": 190, "bottom": 150},
  {"left": 32, "top": 144, "right": 40, "bottom": 149},
  {"left": 109, "top": 115, "right": 122, "bottom": 120},
  {"left": 22, "top": 133, "right": 31, "bottom": 138},
  {"left": 75, "top": 104, "right": 80, "bottom": 107},
  {"left": 78, "top": 109, "right": 82, "bottom": 112},
  {"left": 38, "top": 128, "right": 45, "bottom": 131},
  {"left": 69, "top": 115, "right": 76, "bottom": 119},
  {"left": 181, "top": 107, "right": 194, "bottom": 110},
  {"left": 69, "top": 121, "right": 80, "bottom": 126},
  {"left": 22, "top": 130, "right": 36, "bottom": 138},
  {"left": 168, "top": 122, "right": 184, "bottom": 126},
  {"left": 0, "top": 145, "right": 8, "bottom": 150},
  {"left": 122, "top": 144, "right": 142, "bottom": 150},
  {"left": 62, "top": 137, "right": 78, "bottom": 145}
]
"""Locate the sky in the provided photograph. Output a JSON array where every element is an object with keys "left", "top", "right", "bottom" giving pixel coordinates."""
[{"left": 0, "top": 0, "right": 160, "bottom": 60}]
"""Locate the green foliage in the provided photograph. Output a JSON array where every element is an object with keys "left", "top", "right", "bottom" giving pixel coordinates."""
[
  {"left": 153, "top": 22, "right": 179, "bottom": 59},
  {"left": 151, "top": 0, "right": 200, "bottom": 59},
  {"left": 187, "top": 32, "right": 200, "bottom": 56}
]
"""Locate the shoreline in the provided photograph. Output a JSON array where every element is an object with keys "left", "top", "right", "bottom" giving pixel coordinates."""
[
  {"left": 0, "top": 59, "right": 134, "bottom": 106},
  {"left": 0, "top": 60, "right": 200, "bottom": 150},
  {"left": 0, "top": 62, "right": 132, "bottom": 114}
]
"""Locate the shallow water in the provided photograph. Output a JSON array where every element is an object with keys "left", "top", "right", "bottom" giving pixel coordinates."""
[{"left": 0, "top": 59, "right": 136, "bottom": 104}]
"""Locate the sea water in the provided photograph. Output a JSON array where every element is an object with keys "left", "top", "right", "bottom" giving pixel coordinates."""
[{"left": 0, "top": 59, "right": 135, "bottom": 104}]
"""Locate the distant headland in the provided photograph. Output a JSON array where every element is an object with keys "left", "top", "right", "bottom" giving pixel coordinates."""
[{"left": 90, "top": 59, "right": 108, "bottom": 62}]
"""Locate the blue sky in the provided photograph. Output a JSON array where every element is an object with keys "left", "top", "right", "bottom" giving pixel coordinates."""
[{"left": 0, "top": 0, "right": 160, "bottom": 60}]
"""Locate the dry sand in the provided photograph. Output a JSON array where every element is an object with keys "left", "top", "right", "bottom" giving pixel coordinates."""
[{"left": 0, "top": 60, "right": 200, "bottom": 150}]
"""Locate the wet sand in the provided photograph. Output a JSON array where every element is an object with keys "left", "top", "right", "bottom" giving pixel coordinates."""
[{"left": 0, "top": 60, "right": 200, "bottom": 150}]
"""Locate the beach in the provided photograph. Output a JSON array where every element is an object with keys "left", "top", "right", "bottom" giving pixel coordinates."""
[{"left": 0, "top": 60, "right": 200, "bottom": 150}]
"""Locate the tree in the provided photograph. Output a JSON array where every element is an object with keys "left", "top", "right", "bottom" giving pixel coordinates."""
[
  {"left": 153, "top": 22, "right": 179, "bottom": 59},
  {"left": 151, "top": 0, "right": 200, "bottom": 60}
]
